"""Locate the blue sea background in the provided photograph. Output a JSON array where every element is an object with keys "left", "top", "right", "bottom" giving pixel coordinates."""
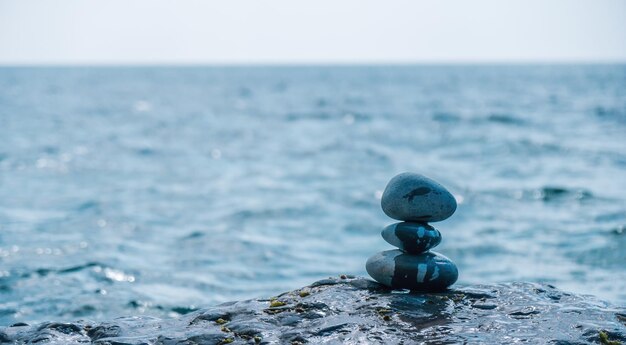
[{"left": 0, "top": 65, "right": 625, "bottom": 325}]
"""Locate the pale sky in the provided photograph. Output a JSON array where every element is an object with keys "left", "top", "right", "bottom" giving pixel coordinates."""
[{"left": 1, "top": 0, "right": 625, "bottom": 64}]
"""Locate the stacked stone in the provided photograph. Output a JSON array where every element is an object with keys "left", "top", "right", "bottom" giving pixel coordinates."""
[{"left": 366, "top": 172, "right": 459, "bottom": 291}]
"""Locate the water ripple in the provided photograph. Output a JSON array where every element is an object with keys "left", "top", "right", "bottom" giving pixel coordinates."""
[{"left": 0, "top": 65, "right": 625, "bottom": 325}]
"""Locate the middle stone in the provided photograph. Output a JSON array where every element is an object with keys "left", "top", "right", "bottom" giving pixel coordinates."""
[{"left": 381, "top": 222, "right": 441, "bottom": 253}]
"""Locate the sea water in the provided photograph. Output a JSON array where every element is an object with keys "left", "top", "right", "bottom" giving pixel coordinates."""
[{"left": 0, "top": 65, "right": 624, "bottom": 325}]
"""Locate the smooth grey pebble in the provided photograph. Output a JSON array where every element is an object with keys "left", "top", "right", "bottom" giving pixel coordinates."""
[
  {"left": 381, "top": 222, "right": 441, "bottom": 253},
  {"left": 366, "top": 249, "right": 458, "bottom": 291},
  {"left": 381, "top": 172, "right": 457, "bottom": 222}
]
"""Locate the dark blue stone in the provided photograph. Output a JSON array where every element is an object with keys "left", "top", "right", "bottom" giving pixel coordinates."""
[
  {"left": 366, "top": 250, "right": 458, "bottom": 291},
  {"left": 381, "top": 222, "right": 441, "bottom": 253},
  {"left": 381, "top": 172, "right": 457, "bottom": 222}
]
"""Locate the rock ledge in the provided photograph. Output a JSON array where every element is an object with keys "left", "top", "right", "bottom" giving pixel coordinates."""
[{"left": 2, "top": 276, "right": 625, "bottom": 344}]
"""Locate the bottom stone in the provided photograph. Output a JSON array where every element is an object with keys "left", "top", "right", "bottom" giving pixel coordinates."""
[{"left": 366, "top": 250, "right": 458, "bottom": 291}]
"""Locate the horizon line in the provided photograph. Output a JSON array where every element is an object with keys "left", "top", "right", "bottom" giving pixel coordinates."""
[{"left": 1, "top": 59, "right": 626, "bottom": 68}]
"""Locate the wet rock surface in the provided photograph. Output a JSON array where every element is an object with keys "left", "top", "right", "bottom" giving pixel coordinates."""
[{"left": 2, "top": 276, "right": 625, "bottom": 344}]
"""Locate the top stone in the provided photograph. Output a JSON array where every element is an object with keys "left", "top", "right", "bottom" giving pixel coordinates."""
[{"left": 381, "top": 172, "right": 457, "bottom": 222}]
